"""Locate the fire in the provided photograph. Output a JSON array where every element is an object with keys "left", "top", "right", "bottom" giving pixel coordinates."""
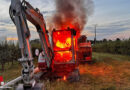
[
  {"left": 49, "top": 0, "right": 94, "bottom": 63},
  {"left": 63, "top": 76, "right": 67, "bottom": 81},
  {"left": 52, "top": 29, "right": 77, "bottom": 63},
  {"left": 54, "top": 51, "right": 72, "bottom": 62},
  {"left": 56, "top": 38, "right": 71, "bottom": 49},
  {"left": 53, "top": 30, "right": 72, "bottom": 51}
]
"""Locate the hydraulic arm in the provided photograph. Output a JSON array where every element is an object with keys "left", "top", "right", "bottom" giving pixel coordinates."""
[{"left": 9, "top": 0, "right": 53, "bottom": 87}]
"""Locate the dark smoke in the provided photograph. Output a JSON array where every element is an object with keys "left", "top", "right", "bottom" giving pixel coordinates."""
[{"left": 49, "top": 0, "right": 94, "bottom": 33}]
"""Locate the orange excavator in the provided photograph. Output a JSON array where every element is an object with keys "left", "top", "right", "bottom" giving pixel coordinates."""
[{"left": 7, "top": 0, "right": 79, "bottom": 89}]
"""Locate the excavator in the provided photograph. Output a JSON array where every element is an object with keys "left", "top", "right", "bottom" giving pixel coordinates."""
[{"left": 8, "top": 0, "right": 79, "bottom": 89}]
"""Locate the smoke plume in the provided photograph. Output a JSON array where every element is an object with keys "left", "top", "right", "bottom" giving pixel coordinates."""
[{"left": 49, "top": 0, "right": 94, "bottom": 34}]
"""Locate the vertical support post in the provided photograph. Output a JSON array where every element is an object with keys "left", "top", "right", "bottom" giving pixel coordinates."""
[
  {"left": 94, "top": 24, "right": 97, "bottom": 44},
  {"left": 71, "top": 29, "right": 76, "bottom": 63}
]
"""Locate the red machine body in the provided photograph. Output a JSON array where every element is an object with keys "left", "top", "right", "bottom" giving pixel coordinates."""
[
  {"left": 78, "top": 42, "right": 92, "bottom": 61},
  {"left": 0, "top": 76, "right": 4, "bottom": 86},
  {"left": 51, "top": 28, "right": 78, "bottom": 78},
  {"left": 77, "top": 35, "right": 92, "bottom": 62}
]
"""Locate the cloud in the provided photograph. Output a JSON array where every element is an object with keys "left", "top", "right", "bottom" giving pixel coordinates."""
[
  {"left": 0, "top": 0, "right": 56, "bottom": 39},
  {"left": 28, "top": 0, "right": 55, "bottom": 13},
  {"left": 0, "top": 0, "right": 130, "bottom": 41},
  {"left": 0, "top": 0, "right": 10, "bottom": 20},
  {"left": 107, "top": 30, "right": 130, "bottom": 40},
  {"left": 84, "top": 18, "right": 130, "bottom": 40},
  {"left": 81, "top": 30, "right": 94, "bottom": 37}
]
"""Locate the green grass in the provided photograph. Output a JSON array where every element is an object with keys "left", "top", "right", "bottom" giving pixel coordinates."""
[
  {"left": 0, "top": 62, "right": 22, "bottom": 82},
  {"left": 93, "top": 52, "right": 130, "bottom": 61},
  {"left": 1, "top": 53, "right": 130, "bottom": 90},
  {"left": 0, "top": 58, "right": 38, "bottom": 82},
  {"left": 45, "top": 52, "right": 130, "bottom": 90}
]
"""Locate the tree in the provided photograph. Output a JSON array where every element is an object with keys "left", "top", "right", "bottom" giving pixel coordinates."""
[
  {"left": 0, "top": 45, "right": 10, "bottom": 71},
  {"left": 103, "top": 38, "right": 107, "bottom": 42},
  {"left": 0, "top": 41, "right": 20, "bottom": 71},
  {"left": 116, "top": 38, "right": 121, "bottom": 41}
]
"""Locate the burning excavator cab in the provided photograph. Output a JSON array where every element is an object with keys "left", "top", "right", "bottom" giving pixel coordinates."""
[
  {"left": 52, "top": 29, "right": 75, "bottom": 62},
  {"left": 51, "top": 28, "right": 80, "bottom": 81}
]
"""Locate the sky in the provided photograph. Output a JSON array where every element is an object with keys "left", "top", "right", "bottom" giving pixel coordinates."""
[{"left": 0, "top": 0, "right": 130, "bottom": 41}]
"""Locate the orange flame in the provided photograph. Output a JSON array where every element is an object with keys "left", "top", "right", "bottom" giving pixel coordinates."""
[
  {"left": 54, "top": 51, "right": 72, "bottom": 62},
  {"left": 56, "top": 38, "right": 71, "bottom": 49},
  {"left": 53, "top": 30, "right": 74, "bottom": 62},
  {"left": 53, "top": 30, "right": 72, "bottom": 51},
  {"left": 63, "top": 76, "right": 67, "bottom": 81}
]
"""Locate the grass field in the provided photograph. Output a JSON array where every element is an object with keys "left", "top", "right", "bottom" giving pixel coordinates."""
[
  {"left": 1, "top": 53, "right": 130, "bottom": 90},
  {"left": 45, "top": 53, "right": 130, "bottom": 90},
  {"left": 0, "top": 62, "right": 22, "bottom": 82}
]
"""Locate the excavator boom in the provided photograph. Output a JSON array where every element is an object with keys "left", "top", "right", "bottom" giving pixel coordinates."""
[{"left": 9, "top": 0, "right": 53, "bottom": 89}]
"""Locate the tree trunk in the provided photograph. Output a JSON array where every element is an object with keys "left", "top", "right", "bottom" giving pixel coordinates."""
[
  {"left": 12, "top": 60, "right": 14, "bottom": 66},
  {"left": 1, "top": 63, "right": 5, "bottom": 72}
]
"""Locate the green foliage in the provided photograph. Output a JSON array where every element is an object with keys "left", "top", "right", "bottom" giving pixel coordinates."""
[
  {"left": 0, "top": 39, "right": 41, "bottom": 71},
  {"left": 93, "top": 39, "right": 130, "bottom": 55},
  {"left": 0, "top": 41, "right": 20, "bottom": 71}
]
